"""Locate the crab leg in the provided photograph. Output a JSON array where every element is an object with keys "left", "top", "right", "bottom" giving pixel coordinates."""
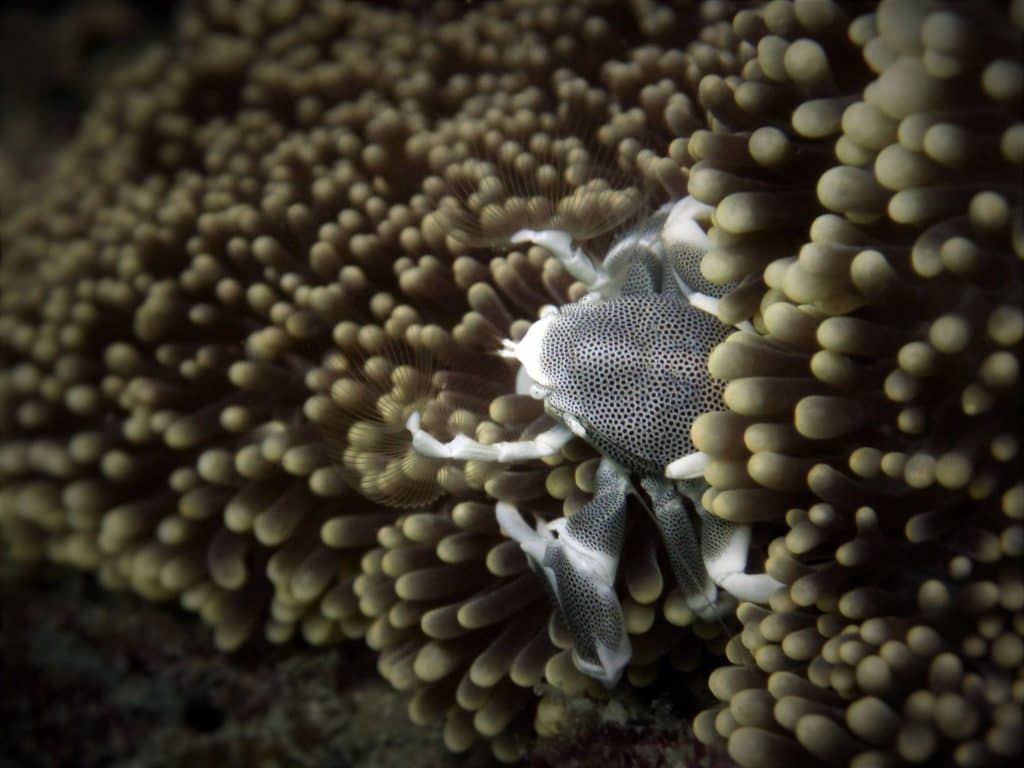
[
  {"left": 661, "top": 196, "right": 713, "bottom": 253},
  {"left": 640, "top": 477, "right": 720, "bottom": 619},
  {"left": 406, "top": 411, "right": 573, "bottom": 462},
  {"left": 496, "top": 458, "right": 632, "bottom": 686},
  {"left": 509, "top": 228, "right": 601, "bottom": 286},
  {"left": 696, "top": 511, "right": 784, "bottom": 604}
]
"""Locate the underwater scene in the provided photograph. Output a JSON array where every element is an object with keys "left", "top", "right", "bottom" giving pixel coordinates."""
[{"left": 0, "top": 1, "right": 1021, "bottom": 766}]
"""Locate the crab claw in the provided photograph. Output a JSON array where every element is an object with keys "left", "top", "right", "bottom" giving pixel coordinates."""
[
  {"left": 661, "top": 196, "right": 713, "bottom": 252},
  {"left": 496, "top": 502, "right": 631, "bottom": 687}
]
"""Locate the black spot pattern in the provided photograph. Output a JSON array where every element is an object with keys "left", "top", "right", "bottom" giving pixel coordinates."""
[
  {"left": 605, "top": 243, "right": 661, "bottom": 296},
  {"left": 563, "top": 458, "right": 628, "bottom": 554},
  {"left": 664, "top": 240, "right": 733, "bottom": 299},
  {"left": 541, "top": 294, "right": 731, "bottom": 474},
  {"left": 640, "top": 476, "right": 712, "bottom": 605},
  {"left": 549, "top": 459, "right": 630, "bottom": 670},
  {"left": 696, "top": 504, "right": 735, "bottom": 563},
  {"left": 548, "top": 543, "right": 627, "bottom": 669}
]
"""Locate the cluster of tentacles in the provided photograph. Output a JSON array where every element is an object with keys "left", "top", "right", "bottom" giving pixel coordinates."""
[{"left": 1, "top": 1, "right": 1020, "bottom": 765}]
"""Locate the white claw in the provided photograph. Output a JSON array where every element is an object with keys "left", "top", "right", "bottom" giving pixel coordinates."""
[
  {"left": 515, "top": 365, "right": 535, "bottom": 395},
  {"left": 686, "top": 291, "right": 721, "bottom": 319},
  {"left": 495, "top": 502, "right": 550, "bottom": 576},
  {"left": 662, "top": 196, "right": 713, "bottom": 251},
  {"left": 496, "top": 501, "right": 536, "bottom": 542},
  {"left": 702, "top": 521, "right": 782, "bottom": 605},
  {"left": 666, "top": 451, "right": 710, "bottom": 480}
]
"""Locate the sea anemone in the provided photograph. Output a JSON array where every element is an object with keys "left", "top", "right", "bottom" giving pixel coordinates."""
[{"left": 1, "top": 0, "right": 1020, "bottom": 765}]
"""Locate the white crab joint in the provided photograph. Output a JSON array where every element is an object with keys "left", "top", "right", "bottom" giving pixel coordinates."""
[{"left": 407, "top": 196, "right": 782, "bottom": 685}]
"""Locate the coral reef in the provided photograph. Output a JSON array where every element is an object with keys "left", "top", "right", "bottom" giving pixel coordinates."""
[{"left": 1, "top": 0, "right": 1021, "bottom": 766}]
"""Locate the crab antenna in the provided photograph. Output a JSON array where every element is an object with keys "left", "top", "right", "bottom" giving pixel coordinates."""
[{"left": 497, "top": 338, "right": 518, "bottom": 359}]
